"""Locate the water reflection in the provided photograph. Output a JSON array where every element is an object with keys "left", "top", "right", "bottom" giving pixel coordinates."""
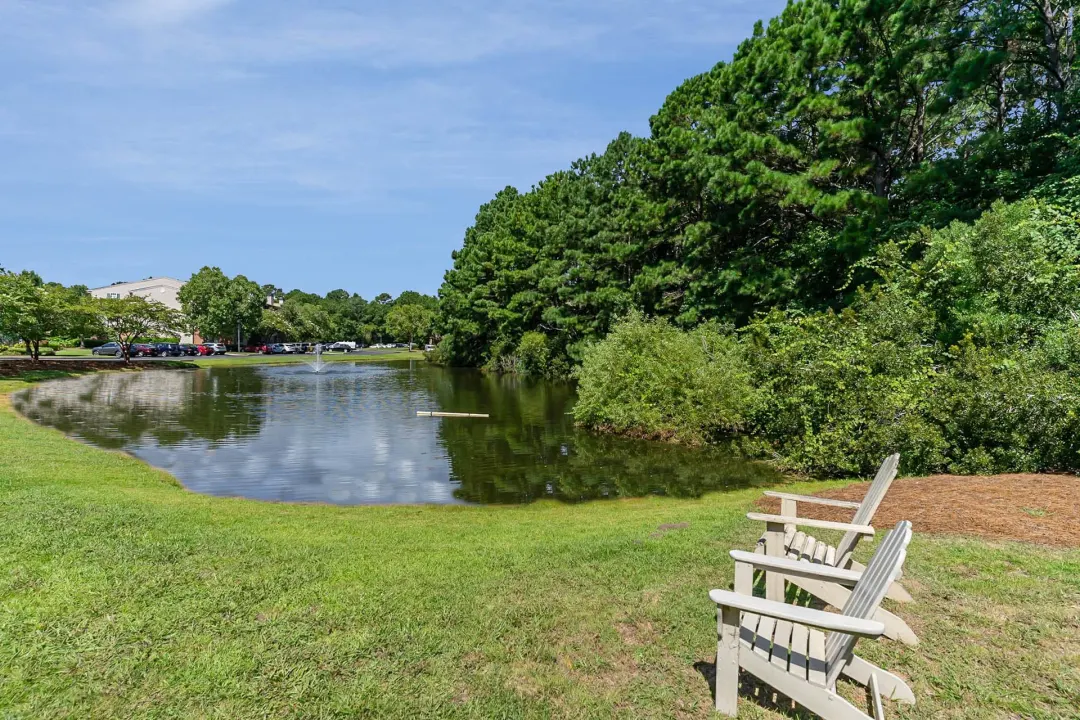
[
  {"left": 425, "top": 371, "right": 782, "bottom": 503},
  {"left": 13, "top": 363, "right": 782, "bottom": 505}
]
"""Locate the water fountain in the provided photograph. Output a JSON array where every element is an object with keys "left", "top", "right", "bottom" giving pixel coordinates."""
[{"left": 308, "top": 343, "right": 328, "bottom": 373}]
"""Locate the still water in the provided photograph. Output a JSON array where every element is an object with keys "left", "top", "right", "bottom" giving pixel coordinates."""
[{"left": 13, "top": 361, "right": 781, "bottom": 505}]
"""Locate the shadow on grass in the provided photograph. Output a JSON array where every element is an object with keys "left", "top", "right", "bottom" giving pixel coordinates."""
[{"left": 693, "top": 660, "right": 817, "bottom": 718}]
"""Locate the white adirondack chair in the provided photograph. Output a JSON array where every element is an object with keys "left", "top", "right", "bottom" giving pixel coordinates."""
[
  {"left": 711, "top": 521, "right": 915, "bottom": 719},
  {"left": 751, "top": 453, "right": 917, "bottom": 646}
]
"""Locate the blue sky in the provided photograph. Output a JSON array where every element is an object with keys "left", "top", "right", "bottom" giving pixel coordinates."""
[{"left": 0, "top": 0, "right": 784, "bottom": 298}]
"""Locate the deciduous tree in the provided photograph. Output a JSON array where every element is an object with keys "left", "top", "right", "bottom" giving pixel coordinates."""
[
  {"left": 0, "top": 271, "right": 66, "bottom": 361},
  {"left": 91, "top": 296, "right": 184, "bottom": 364}
]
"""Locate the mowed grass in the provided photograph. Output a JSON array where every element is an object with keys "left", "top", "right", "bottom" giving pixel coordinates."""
[{"left": 1, "top": 374, "right": 1078, "bottom": 719}]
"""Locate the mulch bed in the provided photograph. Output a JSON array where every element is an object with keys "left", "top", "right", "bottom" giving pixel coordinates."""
[
  {"left": 757, "top": 474, "right": 1080, "bottom": 547},
  {"left": 0, "top": 358, "right": 189, "bottom": 377}
]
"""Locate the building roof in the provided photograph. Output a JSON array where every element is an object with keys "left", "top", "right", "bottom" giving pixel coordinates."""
[{"left": 89, "top": 276, "right": 185, "bottom": 292}]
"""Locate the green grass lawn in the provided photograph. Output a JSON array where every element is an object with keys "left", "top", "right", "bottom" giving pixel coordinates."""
[
  {"left": 191, "top": 350, "right": 416, "bottom": 367},
  {"left": 1, "top": 372, "right": 1077, "bottom": 719},
  {"left": 54, "top": 348, "right": 94, "bottom": 357}
]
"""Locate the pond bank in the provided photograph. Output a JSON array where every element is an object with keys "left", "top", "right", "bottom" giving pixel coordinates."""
[
  {"left": 1, "top": 372, "right": 1077, "bottom": 718},
  {"left": 0, "top": 357, "right": 196, "bottom": 377}
]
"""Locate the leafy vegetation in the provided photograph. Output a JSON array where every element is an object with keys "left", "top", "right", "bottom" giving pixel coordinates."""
[
  {"left": 177, "top": 267, "right": 265, "bottom": 344},
  {"left": 179, "top": 266, "right": 437, "bottom": 346},
  {"left": 576, "top": 194, "right": 1080, "bottom": 476},
  {"left": 434, "top": 0, "right": 1080, "bottom": 476},
  {"left": 0, "top": 271, "right": 69, "bottom": 360},
  {"left": 385, "top": 301, "right": 435, "bottom": 350},
  {"left": 90, "top": 295, "right": 186, "bottom": 364},
  {"left": 573, "top": 313, "right": 754, "bottom": 444},
  {"left": 438, "top": 0, "right": 1079, "bottom": 375}
]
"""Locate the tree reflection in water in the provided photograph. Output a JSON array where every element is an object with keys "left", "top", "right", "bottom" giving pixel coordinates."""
[
  {"left": 13, "top": 369, "right": 266, "bottom": 449},
  {"left": 424, "top": 369, "right": 782, "bottom": 504}
]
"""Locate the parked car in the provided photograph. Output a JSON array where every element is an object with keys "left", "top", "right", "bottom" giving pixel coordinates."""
[
  {"left": 204, "top": 342, "right": 227, "bottom": 355},
  {"left": 424, "top": 344, "right": 436, "bottom": 352},
  {"left": 93, "top": 342, "right": 125, "bottom": 357},
  {"left": 131, "top": 343, "right": 158, "bottom": 357},
  {"left": 178, "top": 344, "right": 199, "bottom": 356},
  {"left": 154, "top": 342, "right": 183, "bottom": 357},
  {"left": 328, "top": 342, "right": 352, "bottom": 352},
  {"left": 196, "top": 344, "right": 216, "bottom": 356},
  {"left": 268, "top": 343, "right": 286, "bottom": 354}
]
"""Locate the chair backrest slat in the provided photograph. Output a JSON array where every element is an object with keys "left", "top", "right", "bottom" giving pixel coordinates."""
[
  {"left": 834, "top": 453, "right": 900, "bottom": 565},
  {"left": 824, "top": 520, "right": 913, "bottom": 688}
]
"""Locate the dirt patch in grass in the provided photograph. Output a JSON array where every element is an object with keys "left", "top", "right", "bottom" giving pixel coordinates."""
[{"left": 758, "top": 474, "right": 1080, "bottom": 547}]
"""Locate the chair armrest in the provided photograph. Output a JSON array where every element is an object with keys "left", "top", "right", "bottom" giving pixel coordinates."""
[
  {"left": 762, "top": 491, "right": 862, "bottom": 510},
  {"left": 730, "top": 550, "right": 862, "bottom": 586},
  {"left": 747, "top": 513, "right": 875, "bottom": 535},
  {"left": 709, "top": 589, "right": 885, "bottom": 637}
]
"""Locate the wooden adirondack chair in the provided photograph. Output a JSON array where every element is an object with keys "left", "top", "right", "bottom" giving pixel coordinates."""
[
  {"left": 751, "top": 453, "right": 917, "bottom": 646},
  {"left": 711, "top": 521, "right": 915, "bottom": 719}
]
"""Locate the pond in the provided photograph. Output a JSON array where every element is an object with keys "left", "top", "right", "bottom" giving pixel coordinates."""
[{"left": 12, "top": 361, "right": 782, "bottom": 505}]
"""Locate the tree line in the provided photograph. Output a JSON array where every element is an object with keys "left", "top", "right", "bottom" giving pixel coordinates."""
[
  {"left": 178, "top": 266, "right": 437, "bottom": 347},
  {"left": 0, "top": 264, "right": 437, "bottom": 362},
  {"left": 0, "top": 269, "right": 183, "bottom": 362},
  {"left": 437, "top": 0, "right": 1079, "bottom": 372}
]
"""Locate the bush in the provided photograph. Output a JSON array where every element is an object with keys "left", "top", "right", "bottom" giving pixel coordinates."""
[
  {"left": 741, "top": 293, "right": 947, "bottom": 476},
  {"left": 927, "top": 340, "right": 1080, "bottom": 474},
  {"left": 515, "top": 331, "right": 551, "bottom": 377},
  {"left": 573, "top": 313, "right": 755, "bottom": 444},
  {"left": 0, "top": 344, "right": 55, "bottom": 357},
  {"left": 575, "top": 195, "right": 1080, "bottom": 477},
  {"left": 741, "top": 198, "right": 1080, "bottom": 475}
]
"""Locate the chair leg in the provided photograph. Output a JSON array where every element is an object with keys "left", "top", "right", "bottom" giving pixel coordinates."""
[
  {"left": 869, "top": 673, "right": 885, "bottom": 719},
  {"left": 715, "top": 606, "right": 741, "bottom": 715},
  {"left": 841, "top": 653, "right": 915, "bottom": 704}
]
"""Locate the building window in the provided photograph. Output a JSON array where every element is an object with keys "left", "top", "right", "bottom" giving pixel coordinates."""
[{"left": 107, "top": 292, "right": 121, "bottom": 299}]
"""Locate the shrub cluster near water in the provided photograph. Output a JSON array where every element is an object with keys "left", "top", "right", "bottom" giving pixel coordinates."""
[{"left": 575, "top": 191, "right": 1080, "bottom": 477}]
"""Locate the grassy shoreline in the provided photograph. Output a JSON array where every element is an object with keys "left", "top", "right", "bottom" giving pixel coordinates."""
[{"left": 1, "top": 371, "right": 1077, "bottom": 718}]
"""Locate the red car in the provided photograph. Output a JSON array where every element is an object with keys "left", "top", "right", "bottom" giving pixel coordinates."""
[
  {"left": 196, "top": 344, "right": 216, "bottom": 356},
  {"left": 243, "top": 343, "right": 270, "bottom": 354}
]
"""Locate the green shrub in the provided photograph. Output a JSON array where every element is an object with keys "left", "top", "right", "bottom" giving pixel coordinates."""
[
  {"left": 0, "top": 344, "right": 55, "bottom": 357},
  {"left": 741, "top": 293, "right": 947, "bottom": 476},
  {"left": 927, "top": 340, "right": 1080, "bottom": 474},
  {"left": 575, "top": 196, "right": 1080, "bottom": 477},
  {"left": 573, "top": 313, "right": 755, "bottom": 444},
  {"left": 515, "top": 331, "right": 551, "bottom": 377}
]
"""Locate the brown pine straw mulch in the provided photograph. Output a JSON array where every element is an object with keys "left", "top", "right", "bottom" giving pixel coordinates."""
[{"left": 757, "top": 474, "right": 1080, "bottom": 547}]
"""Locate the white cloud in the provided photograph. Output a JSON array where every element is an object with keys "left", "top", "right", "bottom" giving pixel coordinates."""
[
  {"left": 112, "top": 0, "right": 233, "bottom": 28},
  {"left": 0, "top": 0, "right": 784, "bottom": 205}
]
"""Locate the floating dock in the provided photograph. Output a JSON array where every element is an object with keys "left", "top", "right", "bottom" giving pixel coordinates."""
[{"left": 416, "top": 411, "right": 490, "bottom": 418}]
